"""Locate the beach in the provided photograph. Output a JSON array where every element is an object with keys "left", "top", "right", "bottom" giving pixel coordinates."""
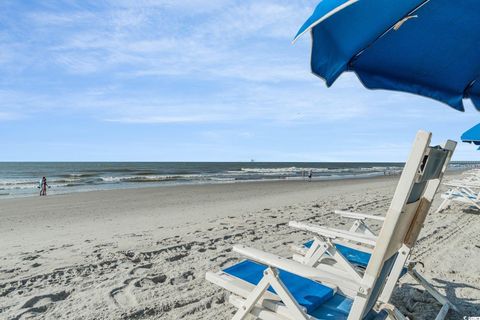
[{"left": 1, "top": 174, "right": 479, "bottom": 319}]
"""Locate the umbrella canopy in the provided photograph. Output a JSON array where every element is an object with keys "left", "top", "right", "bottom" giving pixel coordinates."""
[
  {"left": 462, "top": 123, "right": 480, "bottom": 145},
  {"left": 294, "top": 0, "right": 480, "bottom": 111}
]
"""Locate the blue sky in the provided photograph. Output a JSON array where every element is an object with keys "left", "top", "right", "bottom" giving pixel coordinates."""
[{"left": 0, "top": 0, "right": 479, "bottom": 162}]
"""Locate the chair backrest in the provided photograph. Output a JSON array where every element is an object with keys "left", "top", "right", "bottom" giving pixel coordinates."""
[{"left": 351, "top": 131, "right": 456, "bottom": 319}]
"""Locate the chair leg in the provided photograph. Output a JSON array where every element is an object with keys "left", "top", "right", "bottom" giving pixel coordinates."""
[
  {"left": 349, "top": 220, "right": 376, "bottom": 236},
  {"left": 435, "top": 198, "right": 450, "bottom": 213},
  {"left": 232, "top": 267, "right": 310, "bottom": 320},
  {"left": 378, "top": 246, "right": 410, "bottom": 303},
  {"left": 378, "top": 302, "right": 409, "bottom": 320},
  {"left": 303, "top": 237, "right": 328, "bottom": 266},
  {"left": 467, "top": 198, "right": 480, "bottom": 210},
  {"left": 407, "top": 265, "right": 459, "bottom": 317},
  {"left": 266, "top": 268, "right": 310, "bottom": 320},
  {"left": 302, "top": 238, "right": 363, "bottom": 281},
  {"left": 232, "top": 271, "right": 271, "bottom": 320},
  {"left": 434, "top": 304, "right": 451, "bottom": 320}
]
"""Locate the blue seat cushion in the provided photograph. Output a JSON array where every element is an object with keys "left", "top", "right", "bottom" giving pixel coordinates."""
[
  {"left": 304, "top": 240, "right": 371, "bottom": 267},
  {"left": 451, "top": 192, "right": 476, "bottom": 199},
  {"left": 304, "top": 240, "right": 407, "bottom": 277},
  {"left": 222, "top": 260, "right": 388, "bottom": 319},
  {"left": 310, "top": 294, "right": 388, "bottom": 320},
  {"left": 223, "top": 260, "right": 335, "bottom": 313}
]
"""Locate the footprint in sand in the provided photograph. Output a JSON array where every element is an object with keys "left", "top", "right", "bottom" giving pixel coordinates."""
[
  {"left": 22, "top": 255, "right": 40, "bottom": 261},
  {"left": 109, "top": 278, "right": 138, "bottom": 309},
  {"left": 128, "top": 263, "right": 153, "bottom": 276},
  {"left": 110, "top": 265, "right": 152, "bottom": 308},
  {"left": 166, "top": 252, "right": 189, "bottom": 262},
  {"left": 169, "top": 270, "right": 195, "bottom": 285},
  {"left": 110, "top": 264, "right": 168, "bottom": 309},
  {"left": 14, "top": 290, "right": 70, "bottom": 319},
  {"left": 134, "top": 274, "right": 167, "bottom": 288}
]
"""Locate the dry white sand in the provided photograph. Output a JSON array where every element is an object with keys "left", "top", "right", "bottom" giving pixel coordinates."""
[{"left": 0, "top": 175, "right": 479, "bottom": 319}]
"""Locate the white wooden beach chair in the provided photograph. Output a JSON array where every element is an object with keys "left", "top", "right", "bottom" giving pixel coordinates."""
[
  {"left": 435, "top": 181, "right": 480, "bottom": 213},
  {"left": 288, "top": 131, "right": 458, "bottom": 319},
  {"left": 206, "top": 131, "right": 457, "bottom": 320}
]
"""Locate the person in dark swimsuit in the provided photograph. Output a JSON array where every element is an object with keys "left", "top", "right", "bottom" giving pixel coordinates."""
[{"left": 40, "top": 176, "right": 48, "bottom": 196}]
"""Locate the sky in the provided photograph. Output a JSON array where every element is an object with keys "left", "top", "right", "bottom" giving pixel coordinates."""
[{"left": 0, "top": 0, "right": 479, "bottom": 162}]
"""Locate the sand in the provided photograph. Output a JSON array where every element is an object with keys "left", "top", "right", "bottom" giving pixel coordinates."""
[{"left": 0, "top": 175, "right": 479, "bottom": 319}]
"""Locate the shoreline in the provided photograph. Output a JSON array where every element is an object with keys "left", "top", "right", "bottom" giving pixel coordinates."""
[
  {"left": 2, "top": 167, "right": 466, "bottom": 201},
  {"left": 0, "top": 172, "right": 400, "bottom": 201},
  {"left": 0, "top": 160, "right": 470, "bottom": 200},
  {"left": 0, "top": 161, "right": 409, "bottom": 200},
  {"left": 0, "top": 172, "right": 397, "bottom": 200}
]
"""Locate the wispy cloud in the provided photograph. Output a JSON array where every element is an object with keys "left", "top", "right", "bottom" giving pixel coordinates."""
[
  {"left": 0, "top": 0, "right": 478, "bottom": 161},
  {"left": 1, "top": 0, "right": 314, "bottom": 79},
  {"left": 105, "top": 115, "right": 228, "bottom": 124},
  {"left": 0, "top": 112, "right": 20, "bottom": 121}
]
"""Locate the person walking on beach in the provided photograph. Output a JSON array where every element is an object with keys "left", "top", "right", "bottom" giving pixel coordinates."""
[
  {"left": 39, "top": 176, "right": 48, "bottom": 196},
  {"left": 308, "top": 170, "right": 313, "bottom": 181}
]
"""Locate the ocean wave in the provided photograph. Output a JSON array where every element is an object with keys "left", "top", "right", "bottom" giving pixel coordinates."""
[
  {"left": 209, "top": 177, "right": 236, "bottom": 181},
  {"left": 237, "top": 167, "right": 330, "bottom": 175},
  {"left": 58, "top": 173, "right": 99, "bottom": 178},
  {"left": 65, "top": 183, "right": 86, "bottom": 187},
  {"left": 99, "top": 174, "right": 209, "bottom": 183},
  {"left": 0, "top": 184, "right": 38, "bottom": 190},
  {"left": 133, "top": 171, "right": 158, "bottom": 176},
  {"left": 237, "top": 166, "right": 399, "bottom": 175},
  {"left": 0, "top": 179, "right": 39, "bottom": 186}
]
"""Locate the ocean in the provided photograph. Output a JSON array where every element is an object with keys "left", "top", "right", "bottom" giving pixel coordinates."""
[{"left": 0, "top": 162, "right": 472, "bottom": 199}]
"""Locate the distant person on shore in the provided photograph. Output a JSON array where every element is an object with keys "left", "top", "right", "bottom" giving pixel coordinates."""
[
  {"left": 308, "top": 170, "right": 313, "bottom": 181},
  {"left": 39, "top": 176, "right": 49, "bottom": 196}
]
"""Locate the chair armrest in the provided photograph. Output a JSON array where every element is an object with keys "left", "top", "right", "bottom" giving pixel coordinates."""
[
  {"left": 233, "top": 244, "right": 365, "bottom": 294},
  {"left": 334, "top": 210, "right": 385, "bottom": 221},
  {"left": 289, "top": 221, "right": 377, "bottom": 246}
]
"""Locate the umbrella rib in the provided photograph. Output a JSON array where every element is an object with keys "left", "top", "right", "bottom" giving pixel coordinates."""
[{"left": 347, "top": 0, "right": 432, "bottom": 69}]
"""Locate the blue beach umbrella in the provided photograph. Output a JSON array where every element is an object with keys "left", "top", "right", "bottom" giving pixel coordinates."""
[
  {"left": 461, "top": 123, "right": 480, "bottom": 146},
  {"left": 294, "top": 0, "right": 480, "bottom": 111}
]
